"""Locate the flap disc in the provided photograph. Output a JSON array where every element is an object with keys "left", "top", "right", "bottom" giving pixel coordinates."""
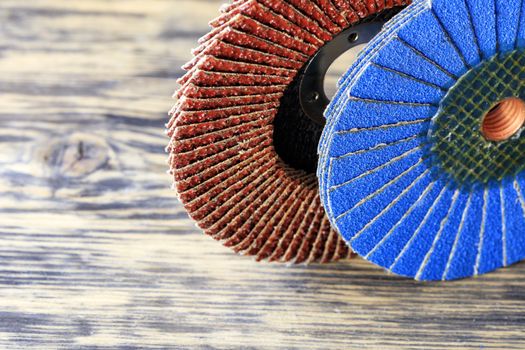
[
  {"left": 319, "top": 0, "right": 525, "bottom": 279},
  {"left": 167, "top": 0, "right": 409, "bottom": 263}
]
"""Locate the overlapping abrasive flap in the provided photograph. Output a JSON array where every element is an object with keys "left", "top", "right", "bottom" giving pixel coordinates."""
[
  {"left": 319, "top": 0, "right": 525, "bottom": 280},
  {"left": 167, "top": 0, "right": 409, "bottom": 263}
]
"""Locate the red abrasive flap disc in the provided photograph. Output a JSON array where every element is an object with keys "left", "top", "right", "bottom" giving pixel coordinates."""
[{"left": 167, "top": 0, "right": 410, "bottom": 263}]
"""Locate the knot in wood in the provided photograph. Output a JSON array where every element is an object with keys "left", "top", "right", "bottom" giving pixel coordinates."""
[{"left": 42, "top": 133, "right": 111, "bottom": 178}]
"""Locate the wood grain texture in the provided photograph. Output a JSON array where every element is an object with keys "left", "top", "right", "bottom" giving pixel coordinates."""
[{"left": 0, "top": 0, "right": 523, "bottom": 349}]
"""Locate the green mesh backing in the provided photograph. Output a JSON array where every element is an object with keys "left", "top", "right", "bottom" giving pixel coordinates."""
[{"left": 429, "top": 50, "right": 525, "bottom": 186}]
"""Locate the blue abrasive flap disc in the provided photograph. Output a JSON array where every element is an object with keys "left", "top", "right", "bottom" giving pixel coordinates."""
[{"left": 319, "top": 0, "right": 525, "bottom": 281}]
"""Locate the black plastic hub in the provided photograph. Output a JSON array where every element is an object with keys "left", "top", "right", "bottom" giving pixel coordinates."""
[
  {"left": 298, "top": 22, "right": 384, "bottom": 126},
  {"left": 273, "top": 18, "right": 391, "bottom": 173}
]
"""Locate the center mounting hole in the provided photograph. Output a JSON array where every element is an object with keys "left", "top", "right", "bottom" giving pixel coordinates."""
[
  {"left": 323, "top": 43, "right": 367, "bottom": 99},
  {"left": 481, "top": 97, "right": 525, "bottom": 142}
]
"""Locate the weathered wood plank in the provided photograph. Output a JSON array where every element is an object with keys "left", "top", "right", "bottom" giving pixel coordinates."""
[{"left": 0, "top": 0, "right": 524, "bottom": 349}]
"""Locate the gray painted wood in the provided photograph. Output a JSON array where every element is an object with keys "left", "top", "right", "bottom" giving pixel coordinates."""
[{"left": 0, "top": 1, "right": 524, "bottom": 349}]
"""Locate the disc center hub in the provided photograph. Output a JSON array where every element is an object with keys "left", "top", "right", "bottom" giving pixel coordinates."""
[
  {"left": 428, "top": 50, "right": 525, "bottom": 186},
  {"left": 298, "top": 22, "right": 385, "bottom": 126},
  {"left": 481, "top": 97, "right": 525, "bottom": 142}
]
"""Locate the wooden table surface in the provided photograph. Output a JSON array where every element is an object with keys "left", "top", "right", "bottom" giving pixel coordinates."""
[{"left": 0, "top": 1, "right": 524, "bottom": 349}]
